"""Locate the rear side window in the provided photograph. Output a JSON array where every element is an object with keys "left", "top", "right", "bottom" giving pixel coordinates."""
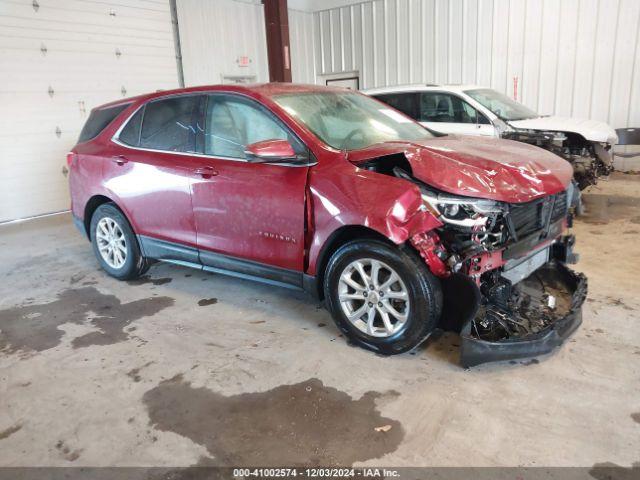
[
  {"left": 374, "top": 93, "right": 418, "bottom": 119},
  {"left": 78, "top": 103, "right": 130, "bottom": 143},
  {"left": 139, "top": 96, "right": 200, "bottom": 152}
]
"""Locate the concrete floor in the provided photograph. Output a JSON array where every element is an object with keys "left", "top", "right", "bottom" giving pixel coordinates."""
[{"left": 0, "top": 173, "right": 639, "bottom": 468}]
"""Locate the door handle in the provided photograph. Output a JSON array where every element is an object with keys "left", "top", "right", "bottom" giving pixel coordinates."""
[
  {"left": 194, "top": 166, "right": 218, "bottom": 178},
  {"left": 111, "top": 155, "right": 129, "bottom": 165}
]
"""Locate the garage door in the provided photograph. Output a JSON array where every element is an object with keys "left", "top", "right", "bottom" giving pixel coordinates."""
[{"left": 0, "top": 0, "right": 179, "bottom": 222}]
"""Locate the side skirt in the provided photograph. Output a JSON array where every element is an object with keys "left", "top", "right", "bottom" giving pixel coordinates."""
[
  {"left": 199, "top": 250, "right": 302, "bottom": 290},
  {"left": 138, "top": 236, "right": 199, "bottom": 264},
  {"left": 138, "top": 235, "right": 308, "bottom": 292}
]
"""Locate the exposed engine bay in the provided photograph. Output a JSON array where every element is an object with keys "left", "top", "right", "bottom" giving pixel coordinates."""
[
  {"left": 474, "top": 262, "right": 586, "bottom": 342},
  {"left": 501, "top": 129, "right": 613, "bottom": 190},
  {"left": 457, "top": 260, "right": 587, "bottom": 367},
  {"left": 360, "top": 155, "right": 588, "bottom": 366}
]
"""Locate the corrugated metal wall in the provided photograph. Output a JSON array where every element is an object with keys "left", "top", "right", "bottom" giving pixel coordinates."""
[
  {"left": 175, "top": 0, "right": 269, "bottom": 86},
  {"left": 308, "top": 0, "right": 640, "bottom": 129},
  {"left": 0, "top": 0, "right": 179, "bottom": 222},
  {"left": 289, "top": 8, "right": 316, "bottom": 84}
]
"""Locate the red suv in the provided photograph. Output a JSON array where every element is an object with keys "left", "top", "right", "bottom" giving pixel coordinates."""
[{"left": 69, "top": 84, "right": 587, "bottom": 366}]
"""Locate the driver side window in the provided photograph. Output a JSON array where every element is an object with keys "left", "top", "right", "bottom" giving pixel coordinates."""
[
  {"left": 204, "top": 95, "right": 297, "bottom": 159},
  {"left": 419, "top": 92, "right": 488, "bottom": 124},
  {"left": 462, "top": 100, "right": 491, "bottom": 125}
]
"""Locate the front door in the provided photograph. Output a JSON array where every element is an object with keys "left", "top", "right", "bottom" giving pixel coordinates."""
[
  {"left": 191, "top": 93, "right": 309, "bottom": 285},
  {"left": 418, "top": 92, "right": 496, "bottom": 137}
]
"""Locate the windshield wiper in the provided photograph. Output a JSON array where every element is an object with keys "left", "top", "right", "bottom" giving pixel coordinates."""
[{"left": 508, "top": 115, "right": 541, "bottom": 121}]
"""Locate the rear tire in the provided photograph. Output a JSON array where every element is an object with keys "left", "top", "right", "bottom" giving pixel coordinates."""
[
  {"left": 90, "top": 203, "right": 149, "bottom": 280},
  {"left": 323, "top": 239, "right": 442, "bottom": 355}
]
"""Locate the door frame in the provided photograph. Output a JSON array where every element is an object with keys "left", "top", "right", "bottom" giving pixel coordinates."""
[
  {"left": 190, "top": 91, "right": 313, "bottom": 279},
  {"left": 108, "top": 90, "right": 314, "bottom": 289}
]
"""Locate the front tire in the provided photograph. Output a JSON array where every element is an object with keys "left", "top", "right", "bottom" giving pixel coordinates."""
[
  {"left": 90, "top": 203, "right": 149, "bottom": 280},
  {"left": 323, "top": 239, "right": 442, "bottom": 355}
]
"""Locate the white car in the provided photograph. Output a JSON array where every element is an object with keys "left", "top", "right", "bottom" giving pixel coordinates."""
[{"left": 364, "top": 84, "right": 618, "bottom": 189}]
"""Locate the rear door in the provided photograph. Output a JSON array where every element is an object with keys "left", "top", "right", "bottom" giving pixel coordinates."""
[
  {"left": 417, "top": 92, "right": 496, "bottom": 136},
  {"left": 190, "top": 93, "right": 309, "bottom": 284},
  {"left": 107, "top": 94, "right": 203, "bottom": 254}
]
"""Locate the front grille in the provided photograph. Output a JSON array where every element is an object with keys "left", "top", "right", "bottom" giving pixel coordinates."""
[{"left": 509, "top": 191, "right": 567, "bottom": 239}]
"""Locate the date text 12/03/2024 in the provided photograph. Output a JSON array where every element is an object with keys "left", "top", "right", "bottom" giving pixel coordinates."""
[{"left": 233, "top": 468, "right": 400, "bottom": 478}]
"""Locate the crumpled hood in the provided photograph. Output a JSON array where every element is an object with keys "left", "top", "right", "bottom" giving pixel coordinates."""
[
  {"left": 508, "top": 116, "right": 618, "bottom": 144},
  {"left": 348, "top": 135, "right": 574, "bottom": 203}
]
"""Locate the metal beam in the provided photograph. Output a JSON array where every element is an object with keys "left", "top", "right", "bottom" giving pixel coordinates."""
[{"left": 263, "top": 0, "right": 292, "bottom": 82}]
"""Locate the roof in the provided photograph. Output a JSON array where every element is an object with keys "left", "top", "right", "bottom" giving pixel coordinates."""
[
  {"left": 95, "top": 82, "right": 352, "bottom": 110},
  {"left": 362, "top": 84, "right": 484, "bottom": 95}
]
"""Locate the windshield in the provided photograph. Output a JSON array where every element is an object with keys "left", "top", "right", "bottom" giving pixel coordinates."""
[
  {"left": 273, "top": 91, "right": 433, "bottom": 150},
  {"left": 465, "top": 88, "right": 539, "bottom": 121}
]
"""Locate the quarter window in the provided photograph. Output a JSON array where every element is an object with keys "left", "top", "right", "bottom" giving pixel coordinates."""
[
  {"left": 78, "top": 103, "right": 130, "bottom": 143},
  {"left": 138, "top": 96, "right": 200, "bottom": 152},
  {"left": 118, "top": 107, "right": 143, "bottom": 146},
  {"left": 204, "top": 95, "right": 298, "bottom": 159}
]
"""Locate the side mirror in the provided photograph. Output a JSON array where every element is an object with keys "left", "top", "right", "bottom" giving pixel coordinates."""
[{"left": 244, "top": 139, "right": 298, "bottom": 163}]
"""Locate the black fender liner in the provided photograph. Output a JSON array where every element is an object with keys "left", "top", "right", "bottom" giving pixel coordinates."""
[{"left": 439, "top": 273, "right": 481, "bottom": 333}]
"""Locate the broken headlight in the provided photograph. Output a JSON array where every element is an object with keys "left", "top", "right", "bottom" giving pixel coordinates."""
[{"left": 421, "top": 190, "right": 506, "bottom": 228}]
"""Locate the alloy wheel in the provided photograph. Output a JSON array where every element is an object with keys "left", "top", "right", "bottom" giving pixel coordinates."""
[
  {"left": 96, "top": 217, "right": 127, "bottom": 269},
  {"left": 338, "top": 258, "right": 410, "bottom": 337}
]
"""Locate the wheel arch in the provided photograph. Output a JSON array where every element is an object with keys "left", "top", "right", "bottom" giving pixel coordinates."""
[
  {"left": 310, "top": 225, "right": 396, "bottom": 301},
  {"left": 83, "top": 195, "right": 132, "bottom": 240}
]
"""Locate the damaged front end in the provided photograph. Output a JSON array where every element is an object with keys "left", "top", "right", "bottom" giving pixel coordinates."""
[
  {"left": 457, "top": 256, "right": 587, "bottom": 368},
  {"left": 501, "top": 129, "right": 614, "bottom": 190},
  {"left": 396, "top": 168, "right": 588, "bottom": 367}
]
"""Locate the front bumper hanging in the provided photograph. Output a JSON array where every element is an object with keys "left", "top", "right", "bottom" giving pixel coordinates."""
[{"left": 459, "top": 261, "right": 587, "bottom": 367}]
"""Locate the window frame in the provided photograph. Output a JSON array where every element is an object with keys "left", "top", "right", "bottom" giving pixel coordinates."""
[
  {"left": 113, "top": 93, "right": 203, "bottom": 153},
  {"left": 200, "top": 93, "right": 307, "bottom": 162},
  {"left": 78, "top": 102, "right": 132, "bottom": 144},
  {"left": 112, "top": 91, "right": 314, "bottom": 167},
  {"left": 117, "top": 103, "right": 145, "bottom": 147},
  {"left": 139, "top": 93, "right": 202, "bottom": 153},
  {"left": 418, "top": 90, "right": 492, "bottom": 125}
]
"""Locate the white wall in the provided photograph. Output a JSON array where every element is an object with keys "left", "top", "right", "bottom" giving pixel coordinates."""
[
  {"left": 176, "top": 0, "right": 314, "bottom": 86},
  {"left": 289, "top": 8, "right": 317, "bottom": 84},
  {"left": 306, "top": 0, "right": 640, "bottom": 129},
  {"left": 175, "top": 0, "right": 269, "bottom": 85},
  {"left": 176, "top": 0, "right": 314, "bottom": 85},
  {"left": 0, "top": 0, "right": 179, "bottom": 222}
]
